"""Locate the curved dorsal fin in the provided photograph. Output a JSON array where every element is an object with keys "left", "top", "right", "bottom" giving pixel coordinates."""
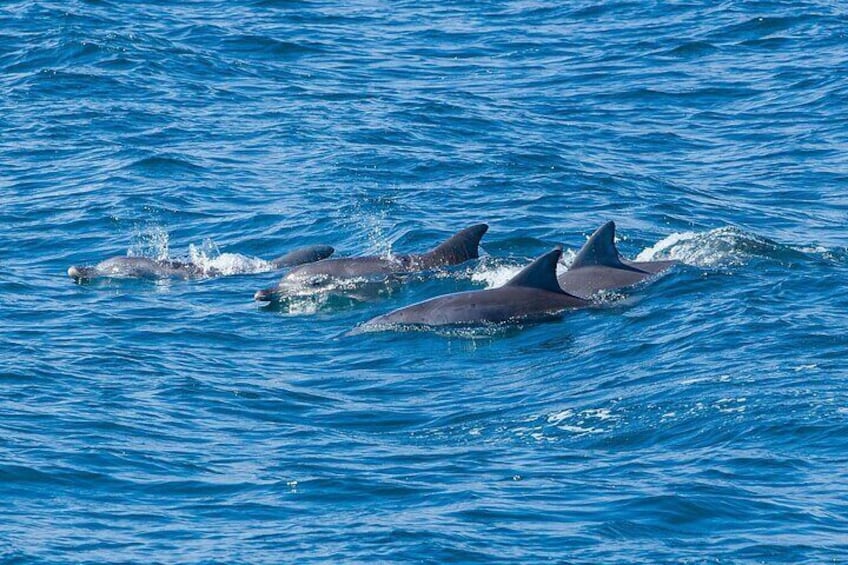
[
  {"left": 423, "top": 223, "right": 488, "bottom": 267},
  {"left": 570, "top": 221, "right": 628, "bottom": 270},
  {"left": 271, "top": 244, "right": 335, "bottom": 268},
  {"left": 506, "top": 247, "right": 566, "bottom": 293}
]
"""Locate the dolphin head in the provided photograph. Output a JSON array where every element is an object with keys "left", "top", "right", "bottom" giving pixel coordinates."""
[
  {"left": 68, "top": 265, "right": 98, "bottom": 283},
  {"left": 254, "top": 286, "right": 280, "bottom": 302}
]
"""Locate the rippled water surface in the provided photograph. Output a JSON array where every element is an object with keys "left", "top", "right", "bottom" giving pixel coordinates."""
[{"left": 2, "top": 1, "right": 848, "bottom": 562}]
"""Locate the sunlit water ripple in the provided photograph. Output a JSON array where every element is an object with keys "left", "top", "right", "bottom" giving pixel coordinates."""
[{"left": 2, "top": 1, "right": 847, "bottom": 562}]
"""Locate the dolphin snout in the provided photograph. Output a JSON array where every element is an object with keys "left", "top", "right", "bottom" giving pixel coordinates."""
[
  {"left": 254, "top": 287, "right": 278, "bottom": 302},
  {"left": 68, "top": 265, "right": 93, "bottom": 282}
]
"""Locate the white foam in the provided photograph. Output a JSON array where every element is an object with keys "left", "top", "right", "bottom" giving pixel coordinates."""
[
  {"left": 680, "top": 373, "right": 731, "bottom": 386},
  {"left": 635, "top": 231, "right": 697, "bottom": 263},
  {"left": 557, "top": 424, "right": 604, "bottom": 435},
  {"left": 188, "top": 241, "right": 273, "bottom": 276},
  {"left": 797, "top": 246, "right": 829, "bottom": 254},
  {"left": 546, "top": 409, "right": 574, "bottom": 425},
  {"left": 543, "top": 407, "right": 617, "bottom": 435},
  {"left": 471, "top": 264, "right": 522, "bottom": 289},
  {"left": 469, "top": 248, "right": 575, "bottom": 290},
  {"left": 715, "top": 397, "right": 747, "bottom": 414},
  {"left": 582, "top": 408, "right": 615, "bottom": 421},
  {"left": 635, "top": 226, "right": 777, "bottom": 267}
]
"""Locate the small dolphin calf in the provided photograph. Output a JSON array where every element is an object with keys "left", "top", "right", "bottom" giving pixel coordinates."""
[
  {"left": 255, "top": 224, "right": 488, "bottom": 302},
  {"left": 557, "top": 221, "right": 678, "bottom": 299},
  {"left": 68, "top": 244, "right": 335, "bottom": 283},
  {"left": 68, "top": 256, "right": 198, "bottom": 282},
  {"left": 359, "top": 247, "right": 588, "bottom": 330}
]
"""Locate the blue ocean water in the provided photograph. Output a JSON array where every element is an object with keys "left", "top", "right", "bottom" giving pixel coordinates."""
[{"left": 2, "top": 0, "right": 848, "bottom": 562}]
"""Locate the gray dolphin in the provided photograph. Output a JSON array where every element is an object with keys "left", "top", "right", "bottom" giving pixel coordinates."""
[
  {"left": 358, "top": 247, "right": 588, "bottom": 330},
  {"left": 68, "top": 244, "right": 335, "bottom": 283},
  {"left": 557, "top": 221, "right": 678, "bottom": 299},
  {"left": 68, "top": 256, "right": 198, "bottom": 282},
  {"left": 254, "top": 224, "right": 488, "bottom": 302}
]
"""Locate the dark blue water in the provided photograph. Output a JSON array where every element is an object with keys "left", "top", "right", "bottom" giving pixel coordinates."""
[{"left": 3, "top": 1, "right": 848, "bottom": 562}]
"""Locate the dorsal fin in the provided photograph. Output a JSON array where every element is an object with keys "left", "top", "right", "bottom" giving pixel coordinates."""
[
  {"left": 506, "top": 247, "right": 566, "bottom": 293},
  {"left": 271, "top": 244, "right": 334, "bottom": 268},
  {"left": 422, "top": 223, "right": 488, "bottom": 267},
  {"left": 570, "top": 221, "right": 630, "bottom": 270}
]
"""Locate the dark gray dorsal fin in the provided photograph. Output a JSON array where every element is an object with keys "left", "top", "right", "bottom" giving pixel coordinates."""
[
  {"left": 506, "top": 247, "right": 566, "bottom": 293},
  {"left": 570, "top": 221, "right": 629, "bottom": 270},
  {"left": 425, "top": 223, "right": 488, "bottom": 267},
  {"left": 271, "top": 244, "right": 335, "bottom": 268}
]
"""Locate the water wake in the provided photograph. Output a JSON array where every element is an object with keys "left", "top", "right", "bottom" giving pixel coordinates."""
[{"left": 634, "top": 226, "right": 785, "bottom": 267}]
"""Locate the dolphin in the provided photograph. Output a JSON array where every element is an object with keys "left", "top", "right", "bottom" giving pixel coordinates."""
[
  {"left": 68, "top": 244, "right": 335, "bottom": 283},
  {"left": 67, "top": 256, "right": 197, "bottom": 282},
  {"left": 254, "top": 224, "right": 488, "bottom": 302},
  {"left": 557, "top": 221, "right": 678, "bottom": 299},
  {"left": 358, "top": 247, "right": 588, "bottom": 330}
]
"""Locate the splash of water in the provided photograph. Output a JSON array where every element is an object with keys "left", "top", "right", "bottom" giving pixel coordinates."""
[
  {"left": 127, "top": 224, "right": 170, "bottom": 260},
  {"left": 471, "top": 263, "right": 524, "bottom": 289},
  {"left": 128, "top": 228, "right": 278, "bottom": 277},
  {"left": 635, "top": 226, "right": 782, "bottom": 267},
  {"left": 470, "top": 249, "right": 576, "bottom": 289},
  {"left": 188, "top": 239, "right": 273, "bottom": 276},
  {"left": 348, "top": 197, "right": 394, "bottom": 258}
]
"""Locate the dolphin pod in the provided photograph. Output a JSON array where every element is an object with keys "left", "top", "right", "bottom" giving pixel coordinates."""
[
  {"left": 67, "top": 244, "right": 335, "bottom": 283},
  {"left": 358, "top": 221, "right": 678, "bottom": 331},
  {"left": 69, "top": 221, "right": 678, "bottom": 333},
  {"left": 253, "top": 224, "right": 489, "bottom": 302}
]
